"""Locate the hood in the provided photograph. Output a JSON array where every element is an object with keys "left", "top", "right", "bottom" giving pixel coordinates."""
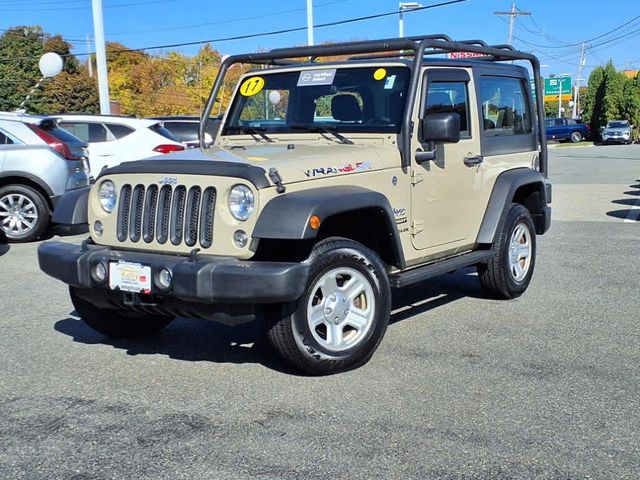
[
  {"left": 99, "top": 142, "right": 395, "bottom": 188},
  {"left": 204, "top": 142, "right": 395, "bottom": 184}
]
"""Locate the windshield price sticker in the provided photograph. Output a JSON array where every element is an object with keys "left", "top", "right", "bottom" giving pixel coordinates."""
[
  {"left": 297, "top": 69, "right": 336, "bottom": 87},
  {"left": 239, "top": 77, "right": 265, "bottom": 96},
  {"left": 373, "top": 68, "right": 387, "bottom": 80}
]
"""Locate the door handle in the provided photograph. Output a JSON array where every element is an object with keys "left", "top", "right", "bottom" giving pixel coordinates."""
[{"left": 463, "top": 155, "right": 483, "bottom": 167}]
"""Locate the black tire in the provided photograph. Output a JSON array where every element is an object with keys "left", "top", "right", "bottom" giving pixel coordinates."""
[
  {"left": 266, "top": 237, "right": 391, "bottom": 375},
  {"left": 570, "top": 130, "right": 583, "bottom": 143},
  {"left": 477, "top": 204, "right": 536, "bottom": 299},
  {"left": 70, "top": 287, "right": 174, "bottom": 337},
  {"left": 0, "top": 184, "right": 50, "bottom": 242}
]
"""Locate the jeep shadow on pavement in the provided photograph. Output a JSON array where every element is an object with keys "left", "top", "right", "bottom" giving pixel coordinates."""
[{"left": 39, "top": 34, "right": 551, "bottom": 375}]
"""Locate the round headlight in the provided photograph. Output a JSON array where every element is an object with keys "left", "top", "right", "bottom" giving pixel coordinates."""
[
  {"left": 98, "top": 180, "right": 117, "bottom": 213},
  {"left": 228, "top": 184, "right": 255, "bottom": 221}
]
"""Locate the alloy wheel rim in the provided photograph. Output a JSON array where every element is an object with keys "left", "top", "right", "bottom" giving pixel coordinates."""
[
  {"left": 508, "top": 222, "right": 532, "bottom": 282},
  {"left": 306, "top": 267, "right": 375, "bottom": 352},
  {"left": 0, "top": 193, "right": 38, "bottom": 237}
]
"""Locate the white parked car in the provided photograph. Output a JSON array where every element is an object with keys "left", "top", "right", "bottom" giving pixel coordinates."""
[{"left": 55, "top": 114, "right": 185, "bottom": 175}]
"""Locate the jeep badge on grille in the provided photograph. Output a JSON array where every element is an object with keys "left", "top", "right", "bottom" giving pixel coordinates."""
[{"left": 158, "top": 176, "right": 178, "bottom": 186}]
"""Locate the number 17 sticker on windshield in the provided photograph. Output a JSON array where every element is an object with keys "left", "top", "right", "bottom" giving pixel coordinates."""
[{"left": 240, "top": 77, "right": 265, "bottom": 96}]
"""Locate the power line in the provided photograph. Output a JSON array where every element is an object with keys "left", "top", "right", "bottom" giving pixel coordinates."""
[
  {"left": 1, "top": 0, "right": 180, "bottom": 12},
  {"left": 65, "top": 0, "right": 468, "bottom": 58}
]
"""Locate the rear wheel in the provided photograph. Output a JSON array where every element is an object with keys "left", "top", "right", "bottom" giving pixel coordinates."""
[
  {"left": 478, "top": 204, "right": 536, "bottom": 299},
  {"left": 0, "top": 185, "right": 50, "bottom": 242},
  {"left": 266, "top": 238, "right": 391, "bottom": 375},
  {"left": 70, "top": 287, "right": 174, "bottom": 337},
  {"left": 570, "top": 131, "right": 583, "bottom": 143}
]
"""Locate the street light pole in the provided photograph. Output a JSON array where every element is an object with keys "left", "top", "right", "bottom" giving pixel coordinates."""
[
  {"left": 92, "top": 0, "right": 110, "bottom": 114},
  {"left": 306, "top": 0, "right": 314, "bottom": 46},
  {"left": 398, "top": 2, "right": 423, "bottom": 38}
]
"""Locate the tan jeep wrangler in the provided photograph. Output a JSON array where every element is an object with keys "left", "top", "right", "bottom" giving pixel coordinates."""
[{"left": 39, "top": 35, "right": 551, "bottom": 375}]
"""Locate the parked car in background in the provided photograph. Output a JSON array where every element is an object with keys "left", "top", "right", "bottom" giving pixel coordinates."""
[
  {"left": 150, "top": 116, "right": 221, "bottom": 148},
  {"left": 544, "top": 117, "right": 590, "bottom": 143},
  {"left": 0, "top": 113, "right": 90, "bottom": 242},
  {"left": 55, "top": 115, "right": 185, "bottom": 175},
  {"left": 601, "top": 120, "right": 632, "bottom": 144}
]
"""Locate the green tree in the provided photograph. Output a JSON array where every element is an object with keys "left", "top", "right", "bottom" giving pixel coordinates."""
[
  {"left": 582, "top": 66, "right": 605, "bottom": 132},
  {"left": 621, "top": 75, "right": 640, "bottom": 141},
  {"left": 0, "top": 25, "right": 98, "bottom": 113},
  {"left": 601, "top": 61, "right": 625, "bottom": 121},
  {"left": 0, "top": 26, "right": 45, "bottom": 111}
]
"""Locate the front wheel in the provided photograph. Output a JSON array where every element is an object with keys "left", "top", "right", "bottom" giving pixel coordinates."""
[
  {"left": 478, "top": 204, "right": 536, "bottom": 299},
  {"left": 570, "top": 131, "right": 583, "bottom": 143},
  {"left": 70, "top": 287, "right": 174, "bottom": 337},
  {"left": 266, "top": 238, "right": 391, "bottom": 375}
]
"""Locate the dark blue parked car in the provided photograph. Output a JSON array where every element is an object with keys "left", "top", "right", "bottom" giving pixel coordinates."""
[{"left": 545, "top": 117, "right": 590, "bottom": 143}]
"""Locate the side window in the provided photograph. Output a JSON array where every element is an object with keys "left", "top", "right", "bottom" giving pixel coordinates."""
[
  {"left": 479, "top": 76, "right": 532, "bottom": 136},
  {"left": 425, "top": 81, "right": 470, "bottom": 136},
  {"left": 0, "top": 129, "right": 14, "bottom": 145},
  {"left": 59, "top": 122, "right": 89, "bottom": 142},
  {"left": 554, "top": 118, "right": 564, "bottom": 126},
  {"left": 105, "top": 123, "right": 134, "bottom": 139}
]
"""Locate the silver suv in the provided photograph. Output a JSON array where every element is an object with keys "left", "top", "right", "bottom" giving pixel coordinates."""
[
  {"left": 602, "top": 120, "right": 632, "bottom": 144},
  {"left": 0, "top": 113, "right": 90, "bottom": 242}
]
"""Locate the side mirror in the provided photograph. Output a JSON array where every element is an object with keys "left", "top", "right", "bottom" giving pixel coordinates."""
[
  {"left": 420, "top": 112, "right": 461, "bottom": 144},
  {"left": 416, "top": 113, "right": 461, "bottom": 164}
]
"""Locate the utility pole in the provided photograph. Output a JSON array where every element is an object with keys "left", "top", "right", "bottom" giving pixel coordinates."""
[
  {"left": 494, "top": 3, "right": 531, "bottom": 45},
  {"left": 306, "top": 0, "right": 314, "bottom": 46},
  {"left": 572, "top": 43, "right": 587, "bottom": 119},
  {"left": 92, "top": 0, "right": 110, "bottom": 114}
]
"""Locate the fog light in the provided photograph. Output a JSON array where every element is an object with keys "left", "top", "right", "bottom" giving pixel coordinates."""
[
  {"left": 91, "top": 262, "right": 107, "bottom": 283},
  {"left": 93, "top": 220, "right": 104, "bottom": 237},
  {"left": 157, "top": 268, "right": 172, "bottom": 290},
  {"left": 233, "top": 229, "right": 249, "bottom": 248}
]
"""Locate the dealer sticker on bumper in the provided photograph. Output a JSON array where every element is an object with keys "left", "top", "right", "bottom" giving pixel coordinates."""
[{"left": 108, "top": 261, "right": 152, "bottom": 294}]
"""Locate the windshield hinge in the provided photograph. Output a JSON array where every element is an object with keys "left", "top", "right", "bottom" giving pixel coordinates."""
[
  {"left": 411, "top": 169, "right": 425, "bottom": 185},
  {"left": 268, "top": 167, "right": 286, "bottom": 194},
  {"left": 411, "top": 219, "right": 424, "bottom": 236}
]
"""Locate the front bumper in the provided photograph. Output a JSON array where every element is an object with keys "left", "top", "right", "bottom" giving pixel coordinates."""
[{"left": 38, "top": 241, "right": 310, "bottom": 323}]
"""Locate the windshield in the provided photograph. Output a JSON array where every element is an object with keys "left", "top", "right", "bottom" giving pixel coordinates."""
[
  {"left": 224, "top": 66, "right": 410, "bottom": 136},
  {"left": 607, "top": 121, "right": 628, "bottom": 129}
]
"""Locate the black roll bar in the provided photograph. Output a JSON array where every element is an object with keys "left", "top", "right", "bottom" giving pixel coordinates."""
[{"left": 199, "top": 35, "right": 547, "bottom": 177}]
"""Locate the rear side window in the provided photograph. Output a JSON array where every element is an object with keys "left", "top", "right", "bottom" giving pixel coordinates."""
[
  {"left": 424, "top": 81, "right": 470, "bottom": 137},
  {"left": 479, "top": 76, "right": 532, "bottom": 136},
  {"left": 105, "top": 123, "right": 134, "bottom": 139},
  {"left": 149, "top": 123, "right": 180, "bottom": 142},
  {"left": 0, "top": 129, "right": 14, "bottom": 145}
]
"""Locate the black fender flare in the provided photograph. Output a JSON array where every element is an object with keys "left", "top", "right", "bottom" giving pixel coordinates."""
[
  {"left": 476, "top": 168, "right": 550, "bottom": 244},
  {"left": 51, "top": 187, "right": 90, "bottom": 226},
  {"left": 253, "top": 186, "right": 405, "bottom": 268}
]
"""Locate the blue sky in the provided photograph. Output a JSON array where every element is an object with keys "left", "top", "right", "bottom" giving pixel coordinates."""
[{"left": 2, "top": 0, "right": 639, "bottom": 82}]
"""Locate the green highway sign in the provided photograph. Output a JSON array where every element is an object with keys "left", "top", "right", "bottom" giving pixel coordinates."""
[{"left": 544, "top": 77, "right": 572, "bottom": 96}]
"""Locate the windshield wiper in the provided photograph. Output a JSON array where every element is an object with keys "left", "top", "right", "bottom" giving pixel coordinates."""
[
  {"left": 226, "top": 125, "right": 273, "bottom": 143},
  {"left": 289, "top": 124, "right": 354, "bottom": 145}
]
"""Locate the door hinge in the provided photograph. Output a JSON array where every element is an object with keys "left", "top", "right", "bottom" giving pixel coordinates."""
[
  {"left": 411, "top": 219, "right": 424, "bottom": 236},
  {"left": 411, "top": 169, "right": 424, "bottom": 185}
]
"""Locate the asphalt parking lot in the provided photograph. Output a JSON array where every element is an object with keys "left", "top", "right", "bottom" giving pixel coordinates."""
[{"left": 1, "top": 145, "right": 639, "bottom": 479}]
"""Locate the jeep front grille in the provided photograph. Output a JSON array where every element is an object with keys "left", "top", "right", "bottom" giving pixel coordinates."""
[{"left": 116, "top": 184, "right": 216, "bottom": 248}]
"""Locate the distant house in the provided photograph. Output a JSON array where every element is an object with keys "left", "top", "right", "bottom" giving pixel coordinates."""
[{"left": 622, "top": 70, "right": 639, "bottom": 79}]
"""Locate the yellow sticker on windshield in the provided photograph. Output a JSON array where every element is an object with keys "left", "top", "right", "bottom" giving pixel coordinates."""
[
  {"left": 247, "top": 156, "right": 268, "bottom": 162},
  {"left": 373, "top": 68, "right": 387, "bottom": 81},
  {"left": 239, "top": 77, "right": 265, "bottom": 96}
]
